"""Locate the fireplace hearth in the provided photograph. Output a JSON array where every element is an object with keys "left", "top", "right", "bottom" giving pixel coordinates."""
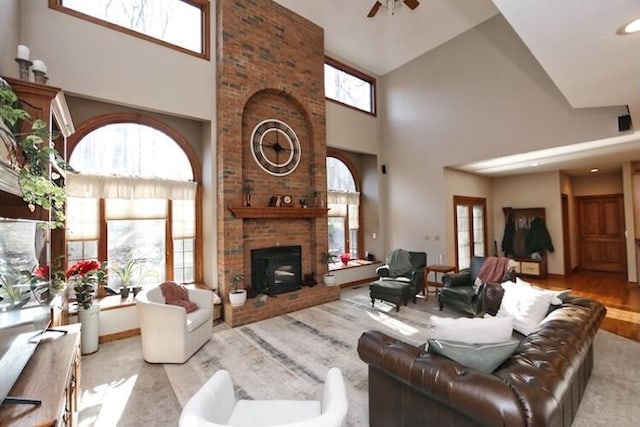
[{"left": 251, "top": 246, "right": 302, "bottom": 296}]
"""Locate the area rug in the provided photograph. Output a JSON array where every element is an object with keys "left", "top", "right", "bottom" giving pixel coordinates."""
[
  {"left": 165, "top": 292, "right": 438, "bottom": 426},
  {"left": 164, "top": 290, "right": 640, "bottom": 426}
]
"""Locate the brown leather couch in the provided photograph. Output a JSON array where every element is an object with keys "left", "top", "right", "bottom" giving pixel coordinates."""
[{"left": 357, "top": 296, "right": 606, "bottom": 427}]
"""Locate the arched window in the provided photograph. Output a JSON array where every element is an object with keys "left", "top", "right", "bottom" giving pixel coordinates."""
[
  {"left": 327, "top": 153, "right": 361, "bottom": 259},
  {"left": 66, "top": 118, "right": 199, "bottom": 289}
]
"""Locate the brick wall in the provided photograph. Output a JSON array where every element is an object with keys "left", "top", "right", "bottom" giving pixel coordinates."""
[{"left": 216, "top": 0, "right": 331, "bottom": 326}]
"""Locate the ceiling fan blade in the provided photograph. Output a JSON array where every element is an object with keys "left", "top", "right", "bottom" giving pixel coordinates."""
[
  {"left": 367, "top": 1, "right": 382, "bottom": 18},
  {"left": 403, "top": 0, "right": 420, "bottom": 10}
]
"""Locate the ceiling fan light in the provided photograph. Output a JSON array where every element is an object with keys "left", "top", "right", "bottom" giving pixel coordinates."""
[{"left": 619, "top": 18, "right": 640, "bottom": 34}]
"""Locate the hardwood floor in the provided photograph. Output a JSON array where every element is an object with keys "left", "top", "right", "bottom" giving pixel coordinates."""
[{"left": 533, "top": 270, "right": 640, "bottom": 342}]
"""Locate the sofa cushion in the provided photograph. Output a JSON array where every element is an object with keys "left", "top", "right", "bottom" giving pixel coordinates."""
[
  {"left": 427, "top": 314, "right": 514, "bottom": 344},
  {"left": 515, "top": 277, "right": 571, "bottom": 305},
  {"left": 228, "top": 400, "right": 321, "bottom": 426},
  {"left": 186, "top": 308, "right": 210, "bottom": 333},
  {"left": 427, "top": 338, "right": 519, "bottom": 373},
  {"left": 498, "top": 281, "right": 554, "bottom": 335}
]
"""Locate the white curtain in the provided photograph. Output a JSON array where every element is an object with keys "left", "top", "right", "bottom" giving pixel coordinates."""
[{"left": 66, "top": 173, "right": 197, "bottom": 200}]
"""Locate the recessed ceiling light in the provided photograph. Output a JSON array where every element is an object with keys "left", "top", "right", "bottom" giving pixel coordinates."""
[
  {"left": 531, "top": 162, "right": 539, "bottom": 167},
  {"left": 618, "top": 18, "right": 640, "bottom": 34},
  {"left": 590, "top": 168, "right": 599, "bottom": 173}
]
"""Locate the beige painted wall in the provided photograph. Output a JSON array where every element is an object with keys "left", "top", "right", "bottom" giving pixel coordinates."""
[
  {"left": 559, "top": 173, "right": 578, "bottom": 270},
  {"left": 572, "top": 172, "right": 623, "bottom": 196},
  {"left": 0, "top": 0, "right": 19, "bottom": 78},
  {"left": 379, "top": 14, "right": 626, "bottom": 265}
]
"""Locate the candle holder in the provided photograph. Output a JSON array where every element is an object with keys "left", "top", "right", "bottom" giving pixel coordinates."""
[
  {"left": 15, "top": 58, "right": 32, "bottom": 81},
  {"left": 33, "top": 70, "right": 48, "bottom": 85}
]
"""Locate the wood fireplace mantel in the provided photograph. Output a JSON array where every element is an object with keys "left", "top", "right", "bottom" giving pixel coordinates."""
[{"left": 228, "top": 206, "right": 328, "bottom": 219}]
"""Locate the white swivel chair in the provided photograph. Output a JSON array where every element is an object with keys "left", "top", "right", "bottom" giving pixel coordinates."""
[
  {"left": 179, "top": 368, "right": 348, "bottom": 427},
  {"left": 135, "top": 285, "right": 213, "bottom": 363}
]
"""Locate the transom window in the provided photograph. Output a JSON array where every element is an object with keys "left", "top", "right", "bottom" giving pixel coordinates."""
[
  {"left": 66, "top": 120, "right": 198, "bottom": 289},
  {"left": 49, "top": 0, "right": 210, "bottom": 58},
  {"left": 327, "top": 155, "right": 361, "bottom": 260},
  {"left": 324, "top": 57, "right": 376, "bottom": 115}
]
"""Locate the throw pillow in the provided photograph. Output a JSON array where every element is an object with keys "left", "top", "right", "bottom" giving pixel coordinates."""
[
  {"left": 427, "top": 314, "right": 514, "bottom": 344},
  {"left": 515, "top": 277, "right": 571, "bottom": 305},
  {"left": 498, "top": 281, "right": 554, "bottom": 335},
  {"left": 427, "top": 338, "right": 519, "bottom": 373}
]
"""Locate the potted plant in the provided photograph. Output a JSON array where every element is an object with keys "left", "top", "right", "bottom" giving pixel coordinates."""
[
  {"left": 0, "top": 82, "right": 73, "bottom": 228},
  {"left": 112, "top": 255, "right": 156, "bottom": 298},
  {"left": 66, "top": 260, "right": 107, "bottom": 354},
  {"left": 319, "top": 252, "right": 338, "bottom": 286},
  {"left": 229, "top": 273, "right": 247, "bottom": 306}
]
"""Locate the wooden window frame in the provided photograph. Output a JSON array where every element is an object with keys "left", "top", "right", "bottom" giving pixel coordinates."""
[
  {"left": 325, "top": 56, "right": 377, "bottom": 117},
  {"left": 67, "top": 113, "right": 203, "bottom": 284},
  {"left": 453, "top": 195, "right": 488, "bottom": 271},
  {"left": 327, "top": 149, "right": 364, "bottom": 259},
  {"left": 48, "top": 0, "right": 211, "bottom": 60}
]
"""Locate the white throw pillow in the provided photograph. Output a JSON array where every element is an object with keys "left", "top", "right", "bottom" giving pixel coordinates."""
[
  {"left": 498, "top": 281, "right": 554, "bottom": 335},
  {"left": 515, "top": 277, "right": 570, "bottom": 305},
  {"left": 427, "top": 314, "right": 514, "bottom": 344}
]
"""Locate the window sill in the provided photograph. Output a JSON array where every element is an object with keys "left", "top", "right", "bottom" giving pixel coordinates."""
[{"left": 329, "top": 259, "right": 381, "bottom": 272}]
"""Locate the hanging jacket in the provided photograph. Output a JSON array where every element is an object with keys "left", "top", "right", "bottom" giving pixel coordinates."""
[{"left": 525, "top": 217, "right": 554, "bottom": 254}]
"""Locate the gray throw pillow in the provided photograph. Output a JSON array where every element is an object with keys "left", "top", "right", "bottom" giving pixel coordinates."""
[{"left": 427, "top": 338, "right": 519, "bottom": 373}]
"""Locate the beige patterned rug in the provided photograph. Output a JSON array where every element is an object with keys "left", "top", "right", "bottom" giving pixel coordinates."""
[{"left": 80, "top": 287, "right": 640, "bottom": 426}]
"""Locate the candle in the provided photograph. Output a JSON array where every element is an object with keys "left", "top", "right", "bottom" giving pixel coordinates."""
[
  {"left": 32, "top": 59, "right": 47, "bottom": 73},
  {"left": 17, "top": 45, "right": 30, "bottom": 60}
]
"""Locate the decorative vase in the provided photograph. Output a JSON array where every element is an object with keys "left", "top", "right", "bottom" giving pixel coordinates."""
[
  {"left": 78, "top": 305, "right": 100, "bottom": 355},
  {"left": 340, "top": 253, "right": 350, "bottom": 265}
]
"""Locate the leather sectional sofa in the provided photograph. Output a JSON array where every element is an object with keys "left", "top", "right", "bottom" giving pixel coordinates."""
[{"left": 358, "top": 295, "right": 606, "bottom": 427}]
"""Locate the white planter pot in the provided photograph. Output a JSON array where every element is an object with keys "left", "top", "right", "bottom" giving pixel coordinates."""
[
  {"left": 323, "top": 274, "right": 337, "bottom": 286},
  {"left": 78, "top": 305, "right": 100, "bottom": 355},
  {"left": 229, "top": 289, "right": 247, "bottom": 307}
]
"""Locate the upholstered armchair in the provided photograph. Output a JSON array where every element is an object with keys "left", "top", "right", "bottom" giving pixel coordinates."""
[
  {"left": 375, "top": 250, "right": 427, "bottom": 302},
  {"left": 438, "top": 256, "right": 514, "bottom": 316},
  {"left": 179, "top": 368, "right": 348, "bottom": 427},
  {"left": 135, "top": 285, "right": 213, "bottom": 363}
]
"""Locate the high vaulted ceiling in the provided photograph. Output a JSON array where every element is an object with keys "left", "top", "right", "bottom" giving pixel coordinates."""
[{"left": 274, "top": 0, "right": 640, "bottom": 176}]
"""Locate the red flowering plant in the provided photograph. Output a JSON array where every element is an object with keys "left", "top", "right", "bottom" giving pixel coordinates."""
[
  {"left": 19, "top": 256, "right": 67, "bottom": 304},
  {"left": 66, "top": 260, "right": 108, "bottom": 309}
]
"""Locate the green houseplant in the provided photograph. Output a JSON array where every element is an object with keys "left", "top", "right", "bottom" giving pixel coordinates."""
[
  {"left": 229, "top": 273, "right": 247, "bottom": 306},
  {"left": 112, "top": 255, "right": 157, "bottom": 298},
  {"left": 0, "top": 81, "right": 72, "bottom": 228},
  {"left": 319, "top": 252, "right": 338, "bottom": 286}
]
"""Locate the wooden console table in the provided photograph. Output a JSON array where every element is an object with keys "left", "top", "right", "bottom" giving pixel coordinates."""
[{"left": 0, "top": 324, "right": 81, "bottom": 426}]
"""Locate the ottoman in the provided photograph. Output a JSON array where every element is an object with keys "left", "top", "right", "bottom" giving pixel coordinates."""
[{"left": 369, "top": 278, "right": 411, "bottom": 312}]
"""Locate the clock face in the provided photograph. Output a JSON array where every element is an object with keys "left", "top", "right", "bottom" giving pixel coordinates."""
[{"left": 250, "top": 119, "right": 301, "bottom": 176}]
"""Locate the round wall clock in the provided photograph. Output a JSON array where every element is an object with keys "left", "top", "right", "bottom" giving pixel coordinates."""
[{"left": 250, "top": 119, "right": 301, "bottom": 176}]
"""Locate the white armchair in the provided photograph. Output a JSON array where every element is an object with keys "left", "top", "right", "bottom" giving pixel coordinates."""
[
  {"left": 179, "top": 368, "right": 348, "bottom": 427},
  {"left": 135, "top": 285, "right": 213, "bottom": 363}
]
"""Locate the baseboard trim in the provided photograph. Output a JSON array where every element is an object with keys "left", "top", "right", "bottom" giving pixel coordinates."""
[{"left": 100, "top": 328, "right": 140, "bottom": 344}]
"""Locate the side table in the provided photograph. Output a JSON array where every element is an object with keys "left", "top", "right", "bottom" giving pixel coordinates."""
[{"left": 424, "top": 264, "right": 456, "bottom": 299}]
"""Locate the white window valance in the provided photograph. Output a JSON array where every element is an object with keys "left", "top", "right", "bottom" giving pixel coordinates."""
[
  {"left": 66, "top": 173, "right": 197, "bottom": 200},
  {"left": 327, "top": 190, "right": 360, "bottom": 206}
]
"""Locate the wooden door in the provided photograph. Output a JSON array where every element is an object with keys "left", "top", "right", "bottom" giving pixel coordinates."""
[{"left": 577, "top": 194, "right": 626, "bottom": 272}]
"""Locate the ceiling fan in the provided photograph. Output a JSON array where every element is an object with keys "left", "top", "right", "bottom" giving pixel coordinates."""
[{"left": 367, "top": 0, "right": 420, "bottom": 18}]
